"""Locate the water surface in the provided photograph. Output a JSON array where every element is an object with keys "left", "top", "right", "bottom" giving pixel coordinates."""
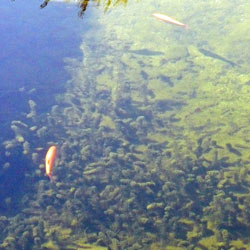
[{"left": 1, "top": 0, "right": 250, "bottom": 249}]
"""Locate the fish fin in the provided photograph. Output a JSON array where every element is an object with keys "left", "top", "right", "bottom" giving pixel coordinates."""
[
  {"left": 46, "top": 174, "right": 55, "bottom": 182},
  {"left": 49, "top": 175, "right": 55, "bottom": 182}
]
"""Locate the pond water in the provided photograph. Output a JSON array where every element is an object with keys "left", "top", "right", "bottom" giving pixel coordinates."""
[{"left": 1, "top": 0, "right": 250, "bottom": 249}]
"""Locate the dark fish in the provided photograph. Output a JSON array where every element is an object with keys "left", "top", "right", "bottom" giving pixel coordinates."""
[
  {"left": 141, "top": 70, "right": 149, "bottom": 80},
  {"left": 198, "top": 48, "right": 237, "bottom": 67},
  {"left": 159, "top": 74, "right": 174, "bottom": 87},
  {"left": 226, "top": 143, "right": 242, "bottom": 156},
  {"left": 128, "top": 49, "right": 164, "bottom": 56}
]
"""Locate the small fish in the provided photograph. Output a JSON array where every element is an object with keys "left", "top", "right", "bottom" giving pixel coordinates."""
[
  {"left": 226, "top": 143, "right": 242, "bottom": 156},
  {"left": 45, "top": 146, "right": 57, "bottom": 180},
  {"left": 128, "top": 49, "right": 164, "bottom": 56},
  {"left": 198, "top": 48, "right": 237, "bottom": 67},
  {"left": 152, "top": 13, "right": 188, "bottom": 29}
]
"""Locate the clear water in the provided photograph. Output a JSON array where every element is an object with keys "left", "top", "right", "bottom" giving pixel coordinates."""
[{"left": 1, "top": 0, "right": 250, "bottom": 249}]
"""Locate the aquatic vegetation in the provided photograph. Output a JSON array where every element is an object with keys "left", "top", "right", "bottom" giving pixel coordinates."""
[
  {"left": 26, "top": 100, "right": 37, "bottom": 120},
  {"left": 2, "top": 0, "right": 250, "bottom": 249},
  {"left": 41, "top": 240, "right": 60, "bottom": 250}
]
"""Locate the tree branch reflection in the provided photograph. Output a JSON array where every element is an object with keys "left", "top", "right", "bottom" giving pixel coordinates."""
[{"left": 40, "top": 0, "right": 128, "bottom": 17}]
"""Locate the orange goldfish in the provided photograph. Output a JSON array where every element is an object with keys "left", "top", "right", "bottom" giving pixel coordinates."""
[
  {"left": 45, "top": 146, "right": 57, "bottom": 180},
  {"left": 152, "top": 13, "right": 188, "bottom": 29}
]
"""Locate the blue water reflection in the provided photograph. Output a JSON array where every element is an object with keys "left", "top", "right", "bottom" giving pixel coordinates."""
[
  {"left": 0, "top": 0, "right": 89, "bottom": 122},
  {"left": 0, "top": 0, "right": 89, "bottom": 213}
]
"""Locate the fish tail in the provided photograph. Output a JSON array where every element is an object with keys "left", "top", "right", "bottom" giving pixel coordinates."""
[
  {"left": 48, "top": 174, "right": 55, "bottom": 182},
  {"left": 50, "top": 176, "right": 56, "bottom": 182}
]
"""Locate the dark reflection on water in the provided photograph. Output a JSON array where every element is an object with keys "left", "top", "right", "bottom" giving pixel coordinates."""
[{"left": 40, "top": 0, "right": 129, "bottom": 17}]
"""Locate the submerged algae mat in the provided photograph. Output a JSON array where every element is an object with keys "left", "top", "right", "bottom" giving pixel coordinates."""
[{"left": 1, "top": 0, "right": 250, "bottom": 249}]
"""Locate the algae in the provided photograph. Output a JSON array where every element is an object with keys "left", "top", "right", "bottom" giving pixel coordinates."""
[{"left": 2, "top": 0, "right": 250, "bottom": 249}]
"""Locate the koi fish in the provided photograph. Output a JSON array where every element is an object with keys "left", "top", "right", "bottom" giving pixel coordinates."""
[
  {"left": 152, "top": 13, "right": 188, "bottom": 29},
  {"left": 45, "top": 146, "right": 57, "bottom": 180}
]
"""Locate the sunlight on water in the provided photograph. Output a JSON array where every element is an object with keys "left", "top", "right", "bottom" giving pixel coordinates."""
[{"left": 1, "top": 0, "right": 250, "bottom": 249}]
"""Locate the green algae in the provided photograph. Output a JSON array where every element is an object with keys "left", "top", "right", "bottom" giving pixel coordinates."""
[
  {"left": 147, "top": 132, "right": 169, "bottom": 144},
  {"left": 230, "top": 239, "right": 250, "bottom": 249},
  {"left": 165, "top": 247, "right": 184, "bottom": 250},
  {"left": 2, "top": 0, "right": 250, "bottom": 249},
  {"left": 198, "top": 236, "right": 224, "bottom": 249},
  {"left": 99, "top": 115, "right": 116, "bottom": 129},
  {"left": 41, "top": 240, "right": 107, "bottom": 250},
  {"left": 41, "top": 241, "right": 60, "bottom": 250}
]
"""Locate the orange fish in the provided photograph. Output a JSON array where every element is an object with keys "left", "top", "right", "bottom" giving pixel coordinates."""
[
  {"left": 152, "top": 13, "right": 188, "bottom": 29},
  {"left": 45, "top": 146, "right": 57, "bottom": 180}
]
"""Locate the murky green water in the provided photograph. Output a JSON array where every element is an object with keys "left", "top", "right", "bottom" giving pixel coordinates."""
[{"left": 1, "top": 0, "right": 250, "bottom": 249}]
